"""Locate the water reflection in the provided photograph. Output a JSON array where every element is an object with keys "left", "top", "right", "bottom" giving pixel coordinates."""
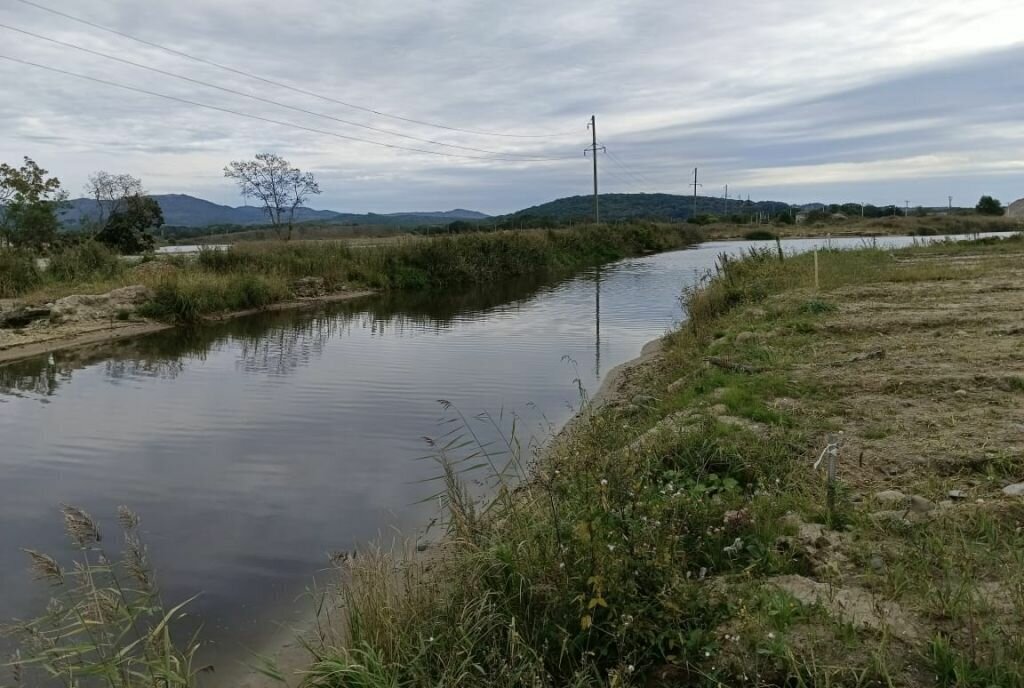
[{"left": 1, "top": 272, "right": 563, "bottom": 401}]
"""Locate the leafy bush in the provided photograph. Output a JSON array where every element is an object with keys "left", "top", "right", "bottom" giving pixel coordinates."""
[
  {"left": 0, "top": 249, "right": 42, "bottom": 297},
  {"left": 46, "top": 241, "right": 125, "bottom": 283}
]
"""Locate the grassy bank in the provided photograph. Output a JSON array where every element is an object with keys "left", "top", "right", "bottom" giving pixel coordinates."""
[
  {"left": 704, "top": 213, "right": 1021, "bottom": 241},
  {"left": 294, "top": 233, "right": 1024, "bottom": 687},
  {"left": 1, "top": 223, "right": 703, "bottom": 322}
]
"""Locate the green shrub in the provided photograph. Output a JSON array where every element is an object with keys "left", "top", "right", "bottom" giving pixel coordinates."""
[
  {"left": 0, "top": 249, "right": 42, "bottom": 297},
  {"left": 743, "top": 229, "right": 777, "bottom": 241},
  {"left": 46, "top": 241, "right": 125, "bottom": 283}
]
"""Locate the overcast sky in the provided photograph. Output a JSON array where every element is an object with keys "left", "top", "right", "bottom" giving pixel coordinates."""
[{"left": 1, "top": 0, "right": 1022, "bottom": 214}]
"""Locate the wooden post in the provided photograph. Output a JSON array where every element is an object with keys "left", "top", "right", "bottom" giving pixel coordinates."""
[{"left": 814, "top": 248, "right": 820, "bottom": 289}]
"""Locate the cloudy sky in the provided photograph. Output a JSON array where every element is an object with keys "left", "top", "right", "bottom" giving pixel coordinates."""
[{"left": 1, "top": 0, "right": 1022, "bottom": 214}]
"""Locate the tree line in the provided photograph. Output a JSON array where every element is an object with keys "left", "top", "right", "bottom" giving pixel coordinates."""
[{"left": 0, "top": 153, "right": 320, "bottom": 253}]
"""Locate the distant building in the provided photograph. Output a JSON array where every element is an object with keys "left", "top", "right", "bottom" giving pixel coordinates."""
[{"left": 1008, "top": 198, "right": 1024, "bottom": 218}]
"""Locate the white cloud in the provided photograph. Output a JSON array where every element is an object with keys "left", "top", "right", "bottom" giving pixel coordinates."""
[{"left": 1, "top": 0, "right": 1022, "bottom": 212}]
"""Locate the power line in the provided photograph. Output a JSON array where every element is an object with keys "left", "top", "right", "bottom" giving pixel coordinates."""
[
  {"left": 0, "top": 54, "right": 575, "bottom": 163},
  {"left": 0, "top": 22, "right": 576, "bottom": 159},
  {"left": 14, "top": 0, "right": 578, "bottom": 139},
  {"left": 598, "top": 141, "right": 654, "bottom": 190}
]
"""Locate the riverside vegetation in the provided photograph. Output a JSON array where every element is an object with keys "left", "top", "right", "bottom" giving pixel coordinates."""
[
  {"left": 6, "top": 233, "right": 1024, "bottom": 687},
  {"left": 0, "top": 223, "right": 701, "bottom": 322}
]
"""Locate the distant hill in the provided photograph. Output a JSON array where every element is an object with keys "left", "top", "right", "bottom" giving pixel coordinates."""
[
  {"left": 1008, "top": 198, "right": 1024, "bottom": 218},
  {"left": 506, "top": 193, "right": 792, "bottom": 222},
  {"left": 58, "top": 194, "right": 489, "bottom": 229}
]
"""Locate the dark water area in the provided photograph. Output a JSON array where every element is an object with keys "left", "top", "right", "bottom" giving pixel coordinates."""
[{"left": 0, "top": 234, "right": 1004, "bottom": 671}]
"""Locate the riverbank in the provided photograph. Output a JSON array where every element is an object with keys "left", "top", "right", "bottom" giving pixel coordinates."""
[
  {"left": 299, "top": 233, "right": 1024, "bottom": 686},
  {"left": 0, "top": 223, "right": 702, "bottom": 363},
  {"left": 703, "top": 213, "right": 1020, "bottom": 240}
]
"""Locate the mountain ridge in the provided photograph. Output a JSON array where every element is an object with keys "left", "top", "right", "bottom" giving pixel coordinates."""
[{"left": 58, "top": 194, "right": 490, "bottom": 228}]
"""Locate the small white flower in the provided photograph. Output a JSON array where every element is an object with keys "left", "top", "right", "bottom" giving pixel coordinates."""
[
  {"left": 767, "top": 631, "right": 775, "bottom": 639},
  {"left": 704, "top": 650, "right": 711, "bottom": 657},
  {"left": 607, "top": 544, "right": 616, "bottom": 552},
  {"left": 428, "top": 636, "right": 435, "bottom": 642},
  {"left": 627, "top": 665, "right": 635, "bottom": 673},
  {"left": 559, "top": 562, "right": 565, "bottom": 569},
  {"left": 600, "top": 478, "right": 608, "bottom": 486}
]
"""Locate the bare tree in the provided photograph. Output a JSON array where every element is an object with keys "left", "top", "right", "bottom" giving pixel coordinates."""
[
  {"left": 223, "top": 153, "right": 321, "bottom": 241},
  {"left": 84, "top": 171, "right": 144, "bottom": 231}
]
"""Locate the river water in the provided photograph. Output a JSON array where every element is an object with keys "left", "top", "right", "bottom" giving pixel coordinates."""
[{"left": 0, "top": 234, "right": 1003, "bottom": 670}]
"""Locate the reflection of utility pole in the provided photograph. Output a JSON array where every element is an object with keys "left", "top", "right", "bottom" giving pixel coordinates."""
[
  {"left": 689, "top": 168, "right": 702, "bottom": 218},
  {"left": 594, "top": 265, "right": 601, "bottom": 378},
  {"left": 585, "top": 116, "right": 605, "bottom": 225}
]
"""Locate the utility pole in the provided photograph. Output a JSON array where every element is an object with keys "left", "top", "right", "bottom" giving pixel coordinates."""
[
  {"left": 689, "top": 168, "right": 702, "bottom": 218},
  {"left": 860, "top": 203, "right": 865, "bottom": 218},
  {"left": 585, "top": 115, "right": 605, "bottom": 224},
  {"left": 904, "top": 200, "right": 909, "bottom": 217},
  {"left": 724, "top": 184, "right": 729, "bottom": 216},
  {"left": 948, "top": 195, "right": 953, "bottom": 212}
]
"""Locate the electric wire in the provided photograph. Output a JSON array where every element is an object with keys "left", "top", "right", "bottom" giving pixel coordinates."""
[
  {"left": 13, "top": 0, "right": 578, "bottom": 139},
  {"left": 0, "top": 54, "right": 576, "bottom": 163},
  {"left": 0, "top": 22, "right": 578, "bottom": 159}
]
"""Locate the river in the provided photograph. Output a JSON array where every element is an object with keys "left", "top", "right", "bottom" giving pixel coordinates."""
[{"left": 0, "top": 234, "right": 1004, "bottom": 673}]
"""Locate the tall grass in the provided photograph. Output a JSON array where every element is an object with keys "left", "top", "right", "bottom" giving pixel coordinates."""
[
  {"left": 0, "top": 250, "right": 41, "bottom": 298},
  {"left": 298, "top": 387, "right": 804, "bottom": 687},
  {"left": 143, "top": 223, "right": 703, "bottom": 322},
  {"left": 46, "top": 242, "right": 126, "bottom": 283},
  {"left": 2, "top": 506, "right": 202, "bottom": 688}
]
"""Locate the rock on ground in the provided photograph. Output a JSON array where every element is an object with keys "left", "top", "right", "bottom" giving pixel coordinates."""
[
  {"left": 52, "top": 285, "right": 152, "bottom": 322},
  {"left": 769, "top": 574, "right": 922, "bottom": 641}
]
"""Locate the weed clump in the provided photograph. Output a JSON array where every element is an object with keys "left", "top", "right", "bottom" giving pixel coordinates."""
[{"left": 4, "top": 505, "right": 202, "bottom": 687}]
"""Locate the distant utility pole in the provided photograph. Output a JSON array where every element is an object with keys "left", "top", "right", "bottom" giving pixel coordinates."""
[
  {"left": 904, "top": 200, "right": 909, "bottom": 217},
  {"left": 689, "top": 168, "right": 702, "bottom": 218},
  {"left": 860, "top": 203, "right": 865, "bottom": 217},
  {"left": 948, "top": 195, "right": 953, "bottom": 212},
  {"left": 724, "top": 184, "right": 729, "bottom": 216},
  {"left": 585, "top": 115, "right": 605, "bottom": 224}
]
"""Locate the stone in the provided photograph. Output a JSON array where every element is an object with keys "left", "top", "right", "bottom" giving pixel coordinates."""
[
  {"left": 874, "top": 489, "right": 908, "bottom": 507},
  {"left": 735, "top": 331, "right": 757, "bottom": 345},
  {"left": 869, "top": 555, "right": 885, "bottom": 572},
  {"left": 1002, "top": 482, "right": 1024, "bottom": 497},
  {"left": 666, "top": 378, "right": 686, "bottom": 394},
  {"left": 769, "top": 575, "right": 921, "bottom": 641},
  {"left": 0, "top": 307, "right": 51, "bottom": 329},
  {"left": 881, "top": 464, "right": 902, "bottom": 476},
  {"left": 710, "top": 403, "right": 729, "bottom": 415},
  {"left": 954, "top": 389, "right": 968, "bottom": 397},
  {"left": 908, "top": 495, "right": 935, "bottom": 513},
  {"left": 947, "top": 489, "right": 968, "bottom": 500},
  {"left": 779, "top": 512, "right": 804, "bottom": 532},
  {"left": 631, "top": 394, "right": 658, "bottom": 407},
  {"left": 870, "top": 510, "right": 912, "bottom": 526},
  {"left": 715, "top": 415, "right": 765, "bottom": 434}
]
